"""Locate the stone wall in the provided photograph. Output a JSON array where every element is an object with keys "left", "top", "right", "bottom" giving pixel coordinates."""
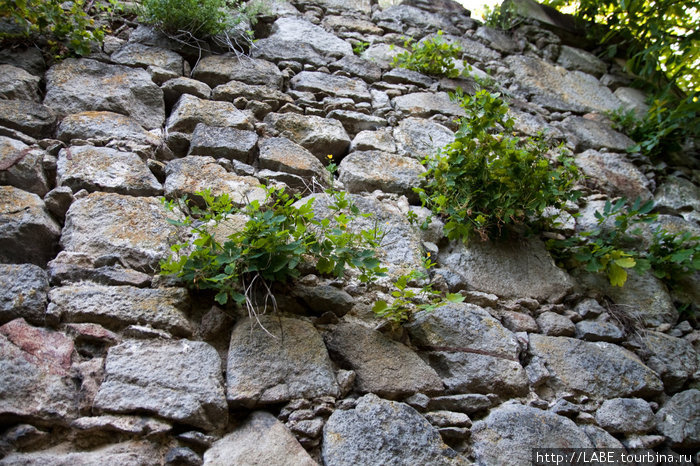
[{"left": 1, "top": 0, "right": 699, "bottom": 464}]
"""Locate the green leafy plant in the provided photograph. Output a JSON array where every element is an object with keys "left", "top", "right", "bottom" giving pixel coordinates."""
[
  {"left": 417, "top": 89, "right": 580, "bottom": 242},
  {"left": 646, "top": 228, "right": 700, "bottom": 283},
  {"left": 482, "top": 1, "right": 522, "bottom": 30},
  {"left": 391, "top": 30, "right": 464, "bottom": 78},
  {"left": 352, "top": 41, "right": 370, "bottom": 56}
]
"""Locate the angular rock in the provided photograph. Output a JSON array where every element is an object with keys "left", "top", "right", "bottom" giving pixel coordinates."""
[
  {"left": 475, "top": 26, "right": 520, "bottom": 53},
  {"left": 165, "top": 94, "right": 253, "bottom": 134},
  {"left": 252, "top": 36, "right": 328, "bottom": 67},
  {"left": 291, "top": 284, "right": 354, "bottom": 316},
  {"left": 227, "top": 316, "right": 339, "bottom": 407},
  {"left": 0, "top": 318, "right": 78, "bottom": 424},
  {"left": 0, "top": 64, "right": 40, "bottom": 101},
  {"left": 44, "top": 58, "right": 164, "bottom": 129},
  {"left": 264, "top": 112, "right": 351, "bottom": 159},
  {"left": 48, "top": 284, "right": 193, "bottom": 336},
  {"left": 506, "top": 55, "right": 622, "bottom": 113},
  {"left": 556, "top": 45, "right": 607, "bottom": 77},
  {"left": 350, "top": 129, "right": 397, "bottom": 153},
  {"left": 323, "top": 322, "right": 444, "bottom": 398},
  {"left": 602, "top": 271, "right": 677, "bottom": 327},
  {"left": 392, "top": 92, "right": 464, "bottom": 118},
  {"left": 656, "top": 389, "right": 700, "bottom": 448},
  {"left": 560, "top": 116, "right": 635, "bottom": 152},
  {"left": 428, "top": 394, "right": 492, "bottom": 414},
  {"left": 373, "top": 5, "right": 456, "bottom": 34},
  {"left": 655, "top": 176, "right": 700, "bottom": 223},
  {"left": 500, "top": 310, "right": 539, "bottom": 333},
  {"left": 329, "top": 55, "right": 383, "bottom": 83},
  {"left": 71, "top": 414, "right": 171, "bottom": 436},
  {"left": 0, "top": 100, "right": 57, "bottom": 139},
  {"left": 0, "top": 441, "right": 162, "bottom": 466},
  {"left": 111, "top": 43, "right": 183, "bottom": 75},
  {"left": 60, "top": 192, "right": 180, "bottom": 272},
  {"left": 0, "top": 186, "right": 60, "bottom": 266},
  {"left": 508, "top": 107, "right": 563, "bottom": 139},
  {"left": 393, "top": 117, "right": 454, "bottom": 160},
  {"left": 439, "top": 237, "right": 573, "bottom": 302},
  {"left": 47, "top": 251, "right": 152, "bottom": 288},
  {"left": 0, "top": 264, "right": 49, "bottom": 326},
  {"left": 338, "top": 150, "right": 424, "bottom": 201},
  {"left": 323, "top": 14, "right": 382, "bottom": 34},
  {"left": 322, "top": 393, "right": 463, "bottom": 466},
  {"left": 576, "top": 149, "right": 652, "bottom": 200},
  {"left": 262, "top": 17, "right": 352, "bottom": 58},
  {"left": 192, "top": 54, "right": 283, "bottom": 88},
  {"left": 188, "top": 124, "right": 258, "bottom": 163},
  {"left": 291, "top": 71, "right": 371, "bottom": 102},
  {"left": 574, "top": 320, "right": 624, "bottom": 342},
  {"left": 595, "top": 398, "right": 655, "bottom": 434},
  {"left": 259, "top": 137, "right": 328, "bottom": 182},
  {"left": 0, "top": 136, "right": 49, "bottom": 196},
  {"left": 164, "top": 155, "right": 265, "bottom": 205},
  {"left": 203, "top": 411, "right": 316, "bottom": 466},
  {"left": 57, "top": 145, "right": 161, "bottom": 196},
  {"left": 327, "top": 110, "right": 388, "bottom": 135},
  {"left": 614, "top": 87, "right": 650, "bottom": 118},
  {"left": 211, "top": 80, "right": 293, "bottom": 110},
  {"left": 641, "top": 331, "right": 698, "bottom": 393},
  {"left": 529, "top": 334, "right": 663, "bottom": 398},
  {"left": 361, "top": 43, "right": 407, "bottom": 69},
  {"left": 449, "top": 35, "right": 501, "bottom": 63},
  {"left": 94, "top": 339, "right": 227, "bottom": 431},
  {"left": 161, "top": 77, "right": 212, "bottom": 109},
  {"left": 471, "top": 403, "right": 594, "bottom": 465},
  {"left": 383, "top": 68, "right": 434, "bottom": 88},
  {"left": 56, "top": 111, "right": 156, "bottom": 145},
  {"left": 536, "top": 311, "right": 575, "bottom": 337}
]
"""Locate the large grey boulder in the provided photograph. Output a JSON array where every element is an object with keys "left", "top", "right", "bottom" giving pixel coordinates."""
[
  {"left": 599, "top": 271, "right": 677, "bottom": 327},
  {"left": 350, "top": 129, "right": 397, "bottom": 153},
  {"left": 0, "top": 99, "right": 57, "bottom": 139},
  {"left": 203, "top": 411, "right": 316, "bottom": 466},
  {"left": 110, "top": 43, "right": 184, "bottom": 75},
  {"left": 57, "top": 145, "right": 162, "bottom": 196},
  {"left": 56, "top": 111, "right": 157, "bottom": 146},
  {"left": 640, "top": 331, "right": 698, "bottom": 393},
  {"left": 257, "top": 17, "right": 352, "bottom": 59},
  {"left": 373, "top": 5, "right": 457, "bottom": 34},
  {"left": 0, "top": 441, "right": 162, "bottom": 466},
  {"left": 406, "top": 303, "right": 528, "bottom": 396},
  {"left": 0, "top": 136, "right": 49, "bottom": 196},
  {"left": 323, "top": 322, "right": 443, "bottom": 398},
  {"left": 161, "top": 77, "right": 212, "bottom": 109},
  {"left": 259, "top": 137, "right": 328, "bottom": 183},
  {"left": 361, "top": 44, "right": 407, "bottom": 69},
  {"left": 94, "top": 339, "right": 227, "bottom": 431},
  {"left": 338, "top": 150, "right": 425, "bottom": 201},
  {"left": 226, "top": 316, "right": 339, "bottom": 408},
  {"left": 0, "top": 264, "right": 49, "bottom": 326},
  {"left": 322, "top": 393, "right": 465, "bottom": 466},
  {"left": 48, "top": 284, "right": 193, "bottom": 336},
  {"left": 0, "top": 186, "right": 61, "bottom": 266},
  {"left": 60, "top": 192, "right": 180, "bottom": 273},
  {"left": 392, "top": 92, "right": 464, "bottom": 118},
  {"left": 556, "top": 45, "right": 607, "bottom": 77},
  {"left": 44, "top": 58, "right": 165, "bottom": 129},
  {"left": 0, "top": 318, "right": 79, "bottom": 424},
  {"left": 188, "top": 124, "right": 258, "bottom": 163},
  {"left": 264, "top": 112, "right": 351, "bottom": 159},
  {"left": 393, "top": 117, "right": 454, "bottom": 160},
  {"left": 595, "top": 398, "right": 655, "bottom": 434},
  {"left": 192, "top": 54, "right": 283, "bottom": 88},
  {"left": 505, "top": 55, "right": 622, "bottom": 113},
  {"left": 654, "top": 176, "right": 700, "bottom": 224},
  {"left": 656, "top": 389, "right": 700, "bottom": 448},
  {"left": 438, "top": 237, "right": 574, "bottom": 302},
  {"left": 326, "top": 110, "right": 388, "bottom": 135},
  {"left": 559, "top": 116, "right": 635, "bottom": 152},
  {"left": 471, "top": 403, "right": 594, "bottom": 465},
  {"left": 0, "top": 64, "right": 40, "bottom": 101},
  {"left": 329, "top": 55, "right": 383, "bottom": 83},
  {"left": 529, "top": 334, "right": 663, "bottom": 398},
  {"left": 165, "top": 94, "right": 253, "bottom": 134},
  {"left": 291, "top": 71, "right": 371, "bottom": 103}
]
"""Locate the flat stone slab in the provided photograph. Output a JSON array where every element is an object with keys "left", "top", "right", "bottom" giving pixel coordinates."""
[
  {"left": 192, "top": 54, "right": 283, "bottom": 88},
  {"left": 0, "top": 441, "right": 162, "bottom": 466},
  {"left": 326, "top": 110, "right": 388, "bottom": 135},
  {"left": 0, "top": 135, "right": 49, "bottom": 196},
  {"left": 56, "top": 111, "right": 156, "bottom": 145},
  {"left": 0, "top": 99, "right": 57, "bottom": 139},
  {"left": 393, "top": 117, "right": 454, "bottom": 160},
  {"left": 60, "top": 192, "right": 181, "bottom": 273},
  {"left": 261, "top": 17, "right": 352, "bottom": 59},
  {"left": 165, "top": 94, "right": 253, "bottom": 133},
  {"left": 338, "top": 150, "right": 425, "bottom": 201},
  {"left": 258, "top": 137, "right": 328, "bottom": 182},
  {"left": 110, "top": 42, "right": 183, "bottom": 75},
  {"left": 528, "top": 334, "right": 663, "bottom": 398},
  {"left": 226, "top": 316, "right": 339, "bottom": 408},
  {"left": 323, "top": 322, "right": 444, "bottom": 398},
  {"left": 48, "top": 284, "right": 193, "bottom": 336},
  {"left": 94, "top": 339, "right": 227, "bottom": 431},
  {"left": 291, "top": 71, "right": 371, "bottom": 103},
  {"left": 188, "top": 124, "right": 258, "bottom": 163},
  {"left": 392, "top": 92, "right": 464, "bottom": 118},
  {"left": 0, "top": 64, "right": 41, "bottom": 101},
  {"left": 57, "top": 145, "right": 162, "bottom": 196},
  {"left": 264, "top": 112, "right": 351, "bottom": 159},
  {"left": 44, "top": 58, "right": 165, "bottom": 129},
  {"left": 556, "top": 45, "right": 607, "bottom": 77},
  {"left": 560, "top": 116, "right": 635, "bottom": 151},
  {"left": 0, "top": 263, "right": 49, "bottom": 326}
]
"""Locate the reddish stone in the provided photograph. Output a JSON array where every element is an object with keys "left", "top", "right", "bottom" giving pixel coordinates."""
[{"left": 0, "top": 318, "right": 74, "bottom": 375}]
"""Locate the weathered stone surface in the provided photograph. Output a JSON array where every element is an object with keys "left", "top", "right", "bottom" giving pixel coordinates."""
[
  {"left": 260, "top": 17, "right": 352, "bottom": 59},
  {"left": 322, "top": 393, "right": 463, "bottom": 466},
  {"left": 529, "top": 334, "right": 663, "bottom": 398},
  {"left": 71, "top": 414, "right": 171, "bottom": 436},
  {"left": 192, "top": 54, "right": 283, "bottom": 88},
  {"left": 575, "top": 149, "right": 652, "bottom": 201},
  {"left": 111, "top": 43, "right": 183, "bottom": 75},
  {"left": 94, "top": 339, "right": 227, "bottom": 431},
  {"left": 0, "top": 64, "right": 40, "bottom": 101},
  {"left": 0, "top": 264, "right": 48, "bottom": 326},
  {"left": 656, "top": 389, "right": 700, "bottom": 448},
  {"left": 500, "top": 310, "right": 539, "bottom": 333},
  {"left": 323, "top": 14, "right": 383, "bottom": 35},
  {"left": 427, "top": 410, "right": 472, "bottom": 428},
  {"left": 475, "top": 26, "right": 520, "bottom": 53},
  {"left": 0, "top": 318, "right": 78, "bottom": 423},
  {"left": 350, "top": 129, "right": 397, "bottom": 153},
  {"left": 212, "top": 80, "right": 293, "bottom": 110},
  {"left": 60, "top": 192, "right": 179, "bottom": 273},
  {"left": 252, "top": 36, "right": 328, "bottom": 67},
  {"left": 0, "top": 136, "right": 49, "bottom": 196},
  {"left": 595, "top": 398, "right": 655, "bottom": 434},
  {"left": 556, "top": 45, "right": 607, "bottom": 77},
  {"left": 291, "top": 71, "right": 371, "bottom": 103},
  {"left": 227, "top": 316, "right": 339, "bottom": 408},
  {"left": 56, "top": 111, "right": 156, "bottom": 145},
  {"left": 338, "top": 150, "right": 424, "bottom": 200},
  {"left": 329, "top": 55, "right": 383, "bottom": 83},
  {"left": 44, "top": 58, "right": 165, "bottom": 129},
  {"left": 188, "top": 124, "right": 258, "bottom": 163},
  {"left": 259, "top": 137, "right": 328, "bottom": 183},
  {"left": 536, "top": 311, "right": 575, "bottom": 337},
  {"left": 46, "top": 251, "right": 153, "bottom": 288},
  {"left": 655, "top": 176, "right": 700, "bottom": 223},
  {"left": 641, "top": 331, "right": 698, "bottom": 392},
  {"left": 382, "top": 68, "right": 434, "bottom": 88},
  {"left": 373, "top": 5, "right": 456, "bottom": 34},
  {"left": 323, "top": 322, "right": 443, "bottom": 398},
  {"left": 57, "top": 145, "right": 161, "bottom": 196},
  {"left": 439, "top": 237, "right": 573, "bottom": 302},
  {"left": 602, "top": 271, "right": 677, "bottom": 327},
  {"left": 264, "top": 112, "right": 351, "bottom": 159},
  {"left": 508, "top": 107, "right": 563, "bottom": 139},
  {"left": 291, "top": 284, "right": 354, "bottom": 316},
  {"left": 166, "top": 94, "right": 253, "bottom": 134},
  {"left": 161, "top": 77, "right": 212, "bottom": 109},
  {"left": 574, "top": 320, "right": 624, "bottom": 342},
  {"left": 406, "top": 303, "right": 528, "bottom": 396},
  {"left": 48, "top": 284, "right": 193, "bottom": 336},
  {"left": 0, "top": 441, "right": 162, "bottom": 466},
  {"left": 428, "top": 394, "right": 492, "bottom": 414},
  {"left": 614, "top": 87, "right": 650, "bottom": 118},
  {"left": 203, "top": 411, "right": 316, "bottom": 466},
  {"left": 471, "top": 403, "right": 594, "bottom": 465},
  {"left": 560, "top": 116, "right": 635, "bottom": 152},
  {"left": 393, "top": 117, "right": 454, "bottom": 160},
  {"left": 392, "top": 92, "right": 464, "bottom": 118},
  {"left": 506, "top": 55, "right": 622, "bottom": 113},
  {"left": 327, "top": 110, "right": 388, "bottom": 135},
  {"left": 0, "top": 186, "right": 60, "bottom": 266},
  {"left": 164, "top": 155, "right": 265, "bottom": 205},
  {"left": 0, "top": 100, "right": 57, "bottom": 139},
  {"left": 361, "top": 43, "right": 407, "bottom": 69}
]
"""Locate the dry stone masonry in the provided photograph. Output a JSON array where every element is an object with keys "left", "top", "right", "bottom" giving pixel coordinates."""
[{"left": 0, "top": 0, "right": 699, "bottom": 464}]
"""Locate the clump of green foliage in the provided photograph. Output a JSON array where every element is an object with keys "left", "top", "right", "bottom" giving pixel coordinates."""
[
  {"left": 0, "top": 0, "right": 108, "bottom": 56},
  {"left": 417, "top": 89, "right": 580, "bottom": 242},
  {"left": 392, "top": 30, "right": 464, "bottom": 78},
  {"left": 482, "top": 1, "right": 522, "bottom": 30},
  {"left": 352, "top": 41, "right": 370, "bottom": 56}
]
